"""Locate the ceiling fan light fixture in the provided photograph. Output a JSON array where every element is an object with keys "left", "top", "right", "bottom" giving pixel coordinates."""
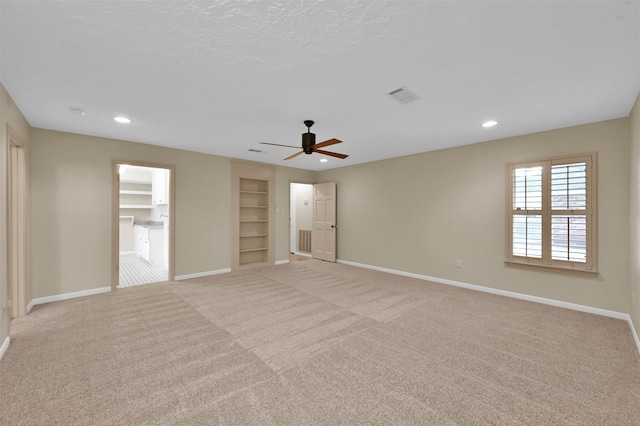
[
  {"left": 385, "top": 85, "right": 419, "bottom": 104},
  {"left": 320, "top": 159, "right": 328, "bottom": 163}
]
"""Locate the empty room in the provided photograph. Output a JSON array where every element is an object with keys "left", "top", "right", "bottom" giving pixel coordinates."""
[{"left": 1, "top": 1, "right": 640, "bottom": 424}]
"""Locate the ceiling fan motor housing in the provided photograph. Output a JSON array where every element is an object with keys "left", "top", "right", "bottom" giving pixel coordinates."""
[{"left": 302, "top": 132, "right": 316, "bottom": 154}]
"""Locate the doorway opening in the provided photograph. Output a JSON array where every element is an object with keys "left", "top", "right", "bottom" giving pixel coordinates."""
[
  {"left": 7, "top": 126, "right": 27, "bottom": 318},
  {"left": 114, "top": 162, "right": 174, "bottom": 288},
  {"left": 290, "top": 182, "right": 314, "bottom": 261}
]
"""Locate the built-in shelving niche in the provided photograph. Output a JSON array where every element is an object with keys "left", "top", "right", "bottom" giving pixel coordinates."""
[{"left": 231, "top": 162, "right": 276, "bottom": 270}]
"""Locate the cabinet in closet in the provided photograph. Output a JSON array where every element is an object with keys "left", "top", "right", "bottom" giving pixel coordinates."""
[
  {"left": 134, "top": 225, "right": 164, "bottom": 265},
  {"left": 152, "top": 169, "right": 169, "bottom": 205}
]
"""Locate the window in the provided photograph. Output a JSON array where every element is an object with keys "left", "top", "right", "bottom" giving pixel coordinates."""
[{"left": 506, "top": 153, "right": 597, "bottom": 274}]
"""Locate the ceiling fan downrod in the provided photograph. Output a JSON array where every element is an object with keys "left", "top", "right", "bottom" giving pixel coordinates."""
[{"left": 302, "top": 120, "right": 316, "bottom": 154}]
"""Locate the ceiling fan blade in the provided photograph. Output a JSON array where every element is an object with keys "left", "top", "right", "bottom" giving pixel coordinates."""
[
  {"left": 313, "top": 138, "right": 342, "bottom": 149},
  {"left": 260, "top": 142, "right": 300, "bottom": 149},
  {"left": 314, "top": 149, "right": 349, "bottom": 159},
  {"left": 284, "top": 151, "right": 305, "bottom": 160}
]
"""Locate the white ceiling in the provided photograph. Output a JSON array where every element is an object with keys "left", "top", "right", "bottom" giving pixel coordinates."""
[{"left": 1, "top": 1, "right": 639, "bottom": 171}]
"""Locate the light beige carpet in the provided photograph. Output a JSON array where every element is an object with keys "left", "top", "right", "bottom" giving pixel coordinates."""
[{"left": 1, "top": 260, "right": 639, "bottom": 425}]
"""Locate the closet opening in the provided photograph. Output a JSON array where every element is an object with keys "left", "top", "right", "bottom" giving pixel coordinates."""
[{"left": 113, "top": 161, "right": 175, "bottom": 289}]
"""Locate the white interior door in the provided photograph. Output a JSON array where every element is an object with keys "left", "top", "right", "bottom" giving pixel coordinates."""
[{"left": 313, "top": 182, "right": 336, "bottom": 262}]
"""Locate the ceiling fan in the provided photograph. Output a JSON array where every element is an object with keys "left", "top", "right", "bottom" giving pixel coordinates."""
[{"left": 261, "top": 120, "right": 348, "bottom": 160}]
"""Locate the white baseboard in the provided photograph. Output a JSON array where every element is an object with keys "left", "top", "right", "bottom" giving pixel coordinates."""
[
  {"left": 119, "top": 251, "right": 135, "bottom": 255},
  {"left": 629, "top": 317, "right": 640, "bottom": 356},
  {"left": 0, "top": 336, "right": 9, "bottom": 362},
  {"left": 175, "top": 268, "right": 231, "bottom": 281},
  {"left": 337, "top": 259, "right": 640, "bottom": 355},
  {"left": 26, "top": 299, "right": 35, "bottom": 314},
  {"left": 292, "top": 252, "right": 312, "bottom": 258},
  {"left": 277, "top": 252, "right": 312, "bottom": 265},
  {"left": 29, "top": 287, "right": 111, "bottom": 309}
]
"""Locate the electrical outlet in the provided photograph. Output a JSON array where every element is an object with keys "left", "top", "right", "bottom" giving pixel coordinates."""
[{"left": 456, "top": 259, "right": 462, "bottom": 268}]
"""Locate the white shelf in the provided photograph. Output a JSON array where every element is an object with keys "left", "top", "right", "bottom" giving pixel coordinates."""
[
  {"left": 120, "top": 178, "right": 152, "bottom": 185},
  {"left": 120, "top": 190, "right": 152, "bottom": 195},
  {"left": 120, "top": 204, "right": 154, "bottom": 209}
]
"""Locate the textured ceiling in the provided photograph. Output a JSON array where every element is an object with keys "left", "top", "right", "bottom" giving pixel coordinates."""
[{"left": 1, "top": 1, "right": 639, "bottom": 171}]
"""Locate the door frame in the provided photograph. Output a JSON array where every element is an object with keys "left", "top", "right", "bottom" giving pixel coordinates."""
[
  {"left": 290, "top": 185, "right": 297, "bottom": 253},
  {"left": 6, "top": 125, "right": 27, "bottom": 317},
  {"left": 111, "top": 160, "right": 176, "bottom": 290},
  {"left": 289, "top": 181, "right": 337, "bottom": 262}
]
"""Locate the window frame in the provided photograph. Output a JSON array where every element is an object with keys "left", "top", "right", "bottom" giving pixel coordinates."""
[{"left": 505, "top": 152, "right": 598, "bottom": 275}]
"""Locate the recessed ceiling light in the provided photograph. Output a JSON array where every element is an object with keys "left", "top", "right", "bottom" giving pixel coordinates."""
[
  {"left": 114, "top": 116, "right": 131, "bottom": 124},
  {"left": 320, "top": 159, "right": 328, "bottom": 163},
  {"left": 482, "top": 120, "right": 498, "bottom": 128},
  {"left": 69, "top": 107, "right": 85, "bottom": 116}
]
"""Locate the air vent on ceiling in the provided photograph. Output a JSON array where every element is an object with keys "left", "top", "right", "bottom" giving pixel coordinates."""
[
  {"left": 385, "top": 85, "right": 419, "bottom": 104},
  {"left": 248, "top": 148, "right": 264, "bottom": 153}
]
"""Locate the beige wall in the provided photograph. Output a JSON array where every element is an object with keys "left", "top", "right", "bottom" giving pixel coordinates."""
[
  {"left": 30, "top": 129, "right": 314, "bottom": 298},
  {"left": 630, "top": 92, "right": 640, "bottom": 333},
  {"left": 318, "top": 118, "right": 631, "bottom": 313},
  {"left": 0, "top": 83, "right": 31, "bottom": 347}
]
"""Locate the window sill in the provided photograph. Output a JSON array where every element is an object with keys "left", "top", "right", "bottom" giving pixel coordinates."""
[{"left": 504, "top": 260, "right": 599, "bottom": 277}]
